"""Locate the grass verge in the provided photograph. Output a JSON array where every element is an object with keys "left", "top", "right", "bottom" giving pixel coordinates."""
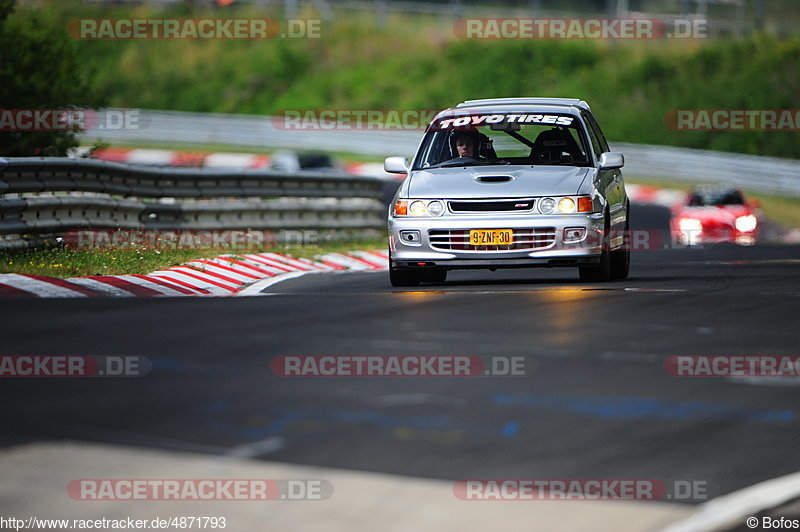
[{"left": 0, "top": 237, "right": 387, "bottom": 278}]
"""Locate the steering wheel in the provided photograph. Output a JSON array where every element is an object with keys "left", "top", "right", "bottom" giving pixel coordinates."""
[{"left": 441, "top": 156, "right": 479, "bottom": 166}]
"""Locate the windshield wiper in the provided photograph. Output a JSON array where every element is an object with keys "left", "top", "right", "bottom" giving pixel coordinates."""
[
  {"left": 436, "top": 159, "right": 513, "bottom": 168},
  {"left": 437, "top": 160, "right": 484, "bottom": 168},
  {"left": 528, "top": 161, "right": 589, "bottom": 167}
]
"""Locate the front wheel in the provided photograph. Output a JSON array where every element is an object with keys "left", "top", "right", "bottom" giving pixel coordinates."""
[{"left": 610, "top": 221, "right": 631, "bottom": 280}]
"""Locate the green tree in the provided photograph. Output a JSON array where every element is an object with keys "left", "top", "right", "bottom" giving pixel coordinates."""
[{"left": 0, "top": 0, "right": 102, "bottom": 156}]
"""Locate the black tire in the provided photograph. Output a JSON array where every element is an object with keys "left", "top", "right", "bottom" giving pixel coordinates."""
[
  {"left": 389, "top": 266, "right": 420, "bottom": 287},
  {"left": 579, "top": 215, "right": 612, "bottom": 282},
  {"left": 420, "top": 268, "right": 447, "bottom": 283},
  {"left": 610, "top": 220, "right": 631, "bottom": 280}
]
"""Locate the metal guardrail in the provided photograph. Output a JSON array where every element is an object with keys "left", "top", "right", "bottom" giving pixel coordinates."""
[
  {"left": 0, "top": 157, "right": 386, "bottom": 249},
  {"left": 613, "top": 143, "right": 800, "bottom": 197},
  {"left": 0, "top": 157, "right": 382, "bottom": 198}
]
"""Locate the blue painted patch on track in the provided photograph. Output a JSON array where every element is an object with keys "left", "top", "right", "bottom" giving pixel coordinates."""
[{"left": 491, "top": 393, "right": 795, "bottom": 423}]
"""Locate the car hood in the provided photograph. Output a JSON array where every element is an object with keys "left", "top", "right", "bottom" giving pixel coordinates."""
[{"left": 407, "top": 166, "right": 592, "bottom": 199}]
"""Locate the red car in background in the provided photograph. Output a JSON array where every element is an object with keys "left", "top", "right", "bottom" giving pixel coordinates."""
[{"left": 671, "top": 187, "right": 760, "bottom": 246}]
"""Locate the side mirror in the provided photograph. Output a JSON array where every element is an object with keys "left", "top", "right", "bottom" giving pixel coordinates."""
[
  {"left": 598, "top": 152, "right": 624, "bottom": 170},
  {"left": 384, "top": 156, "right": 409, "bottom": 174}
]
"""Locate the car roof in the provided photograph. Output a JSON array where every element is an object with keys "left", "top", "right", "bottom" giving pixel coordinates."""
[{"left": 455, "top": 97, "right": 591, "bottom": 112}]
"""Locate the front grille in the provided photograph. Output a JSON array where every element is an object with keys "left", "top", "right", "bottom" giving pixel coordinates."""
[
  {"left": 448, "top": 200, "right": 534, "bottom": 213},
  {"left": 429, "top": 228, "right": 556, "bottom": 251}
]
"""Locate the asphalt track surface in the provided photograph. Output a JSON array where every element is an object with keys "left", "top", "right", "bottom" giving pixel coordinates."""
[{"left": 1, "top": 203, "right": 798, "bottom": 503}]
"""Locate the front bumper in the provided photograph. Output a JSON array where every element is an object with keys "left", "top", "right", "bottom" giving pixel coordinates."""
[
  {"left": 389, "top": 213, "right": 605, "bottom": 270},
  {"left": 671, "top": 226, "right": 758, "bottom": 247}
]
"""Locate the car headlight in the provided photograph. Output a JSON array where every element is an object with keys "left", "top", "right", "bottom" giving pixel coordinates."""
[
  {"left": 539, "top": 198, "right": 556, "bottom": 214},
  {"left": 394, "top": 199, "right": 445, "bottom": 217},
  {"left": 538, "top": 196, "right": 592, "bottom": 214},
  {"left": 678, "top": 218, "right": 703, "bottom": 232},
  {"left": 427, "top": 200, "right": 444, "bottom": 216},
  {"left": 558, "top": 197, "right": 576, "bottom": 214},
  {"left": 409, "top": 200, "right": 428, "bottom": 217},
  {"left": 735, "top": 214, "right": 757, "bottom": 233}
]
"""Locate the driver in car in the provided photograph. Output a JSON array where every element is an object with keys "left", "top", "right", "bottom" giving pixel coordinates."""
[
  {"left": 454, "top": 131, "right": 477, "bottom": 158},
  {"left": 451, "top": 130, "right": 493, "bottom": 160}
]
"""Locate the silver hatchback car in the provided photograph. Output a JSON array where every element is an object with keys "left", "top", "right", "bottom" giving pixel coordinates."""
[{"left": 385, "top": 98, "right": 630, "bottom": 287}]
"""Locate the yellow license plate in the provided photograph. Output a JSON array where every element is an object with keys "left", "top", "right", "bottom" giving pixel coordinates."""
[{"left": 469, "top": 229, "right": 514, "bottom": 246}]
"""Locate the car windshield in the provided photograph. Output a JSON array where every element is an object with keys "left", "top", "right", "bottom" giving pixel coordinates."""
[
  {"left": 412, "top": 112, "right": 592, "bottom": 170},
  {"left": 688, "top": 189, "right": 745, "bottom": 206}
]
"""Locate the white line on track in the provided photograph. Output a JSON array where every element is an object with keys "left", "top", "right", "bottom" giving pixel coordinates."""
[
  {"left": 236, "top": 270, "right": 328, "bottom": 296},
  {"left": 225, "top": 437, "right": 286, "bottom": 458}
]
